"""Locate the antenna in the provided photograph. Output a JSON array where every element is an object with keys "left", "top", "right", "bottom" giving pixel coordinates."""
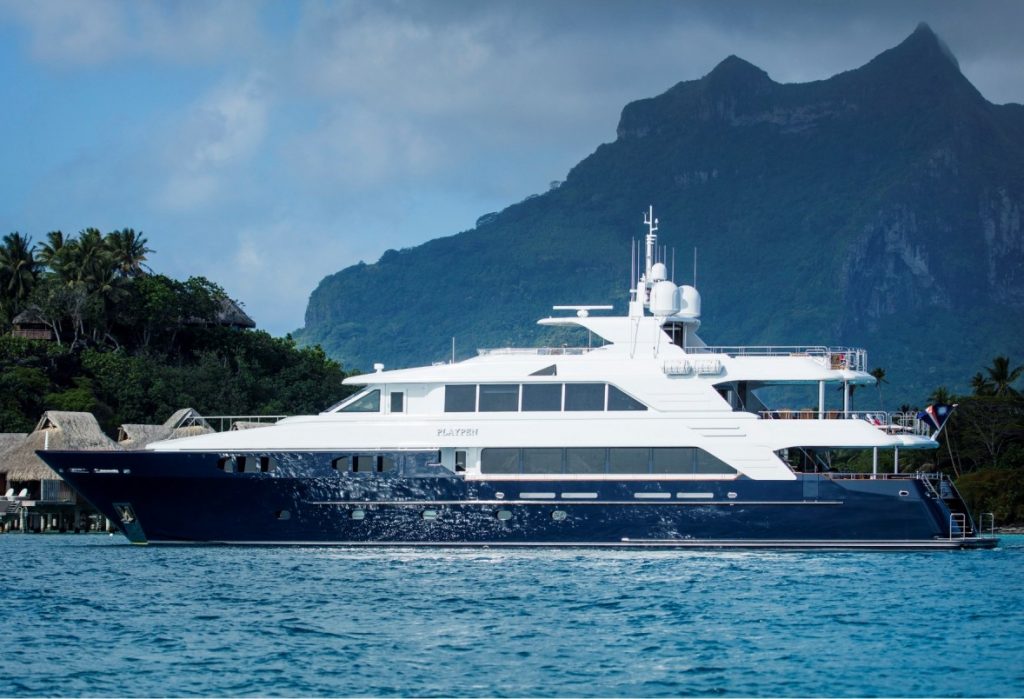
[
  {"left": 451, "top": 336, "right": 455, "bottom": 364},
  {"left": 671, "top": 247, "right": 676, "bottom": 283},
  {"left": 693, "top": 247, "right": 698, "bottom": 288},
  {"left": 630, "top": 237, "right": 636, "bottom": 292},
  {"left": 643, "top": 205, "right": 658, "bottom": 279}
]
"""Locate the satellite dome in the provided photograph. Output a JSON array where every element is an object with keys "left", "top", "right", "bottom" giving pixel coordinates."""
[{"left": 650, "top": 262, "right": 668, "bottom": 282}]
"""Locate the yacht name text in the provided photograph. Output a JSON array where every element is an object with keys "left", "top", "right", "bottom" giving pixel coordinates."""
[{"left": 437, "top": 427, "right": 479, "bottom": 437}]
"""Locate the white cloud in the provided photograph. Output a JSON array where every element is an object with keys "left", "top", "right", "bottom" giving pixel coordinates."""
[
  {"left": 0, "top": 0, "right": 264, "bottom": 66},
  {"left": 154, "top": 75, "right": 269, "bottom": 212}
]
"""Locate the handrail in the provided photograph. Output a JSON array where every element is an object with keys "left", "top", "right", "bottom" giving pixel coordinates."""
[
  {"left": 950, "top": 512, "right": 967, "bottom": 539},
  {"left": 182, "top": 414, "right": 288, "bottom": 433},
  {"left": 758, "top": 410, "right": 932, "bottom": 436},
  {"left": 689, "top": 346, "right": 868, "bottom": 372},
  {"left": 978, "top": 512, "right": 996, "bottom": 536},
  {"left": 477, "top": 347, "right": 595, "bottom": 356}
]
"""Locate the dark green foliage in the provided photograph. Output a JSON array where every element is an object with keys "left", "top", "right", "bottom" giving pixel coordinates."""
[
  {"left": 297, "top": 25, "right": 1024, "bottom": 402},
  {"left": 0, "top": 226, "right": 350, "bottom": 435},
  {"left": 955, "top": 469, "right": 1024, "bottom": 526}
]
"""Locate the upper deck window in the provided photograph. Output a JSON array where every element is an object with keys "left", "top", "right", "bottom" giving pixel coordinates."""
[
  {"left": 522, "top": 383, "right": 562, "bottom": 411},
  {"left": 337, "top": 389, "right": 381, "bottom": 413},
  {"left": 479, "top": 384, "right": 520, "bottom": 412},
  {"left": 390, "top": 392, "right": 405, "bottom": 413},
  {"left": 444, "top": 385, "right": 477, "bottom": 412},
  {"left": 444, "top": 382, "right": 649, "bottom": 412},
  {"left": 564, "top": 383, "right": 605, "bottom": 411},
  {"left": 608, "top": 385, "right": 647, "bottom": 411}
]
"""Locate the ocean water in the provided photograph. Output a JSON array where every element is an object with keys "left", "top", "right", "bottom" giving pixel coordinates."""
[{"left": 2, "top": 535, "right": 1023, "bottom": 697}]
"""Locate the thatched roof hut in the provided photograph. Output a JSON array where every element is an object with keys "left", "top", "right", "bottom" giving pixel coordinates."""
[
  {"left": 3, "top": 412, "right": 120, "bottom": 483},
  {"left": 118, "top": 408, "right": 213, "bottom": 450},
  {"left": 117, "top": 423, "right": 172, "bottom": 449},
  {"left": 0, "top": 433, "right": 27, "bottom": 456},
  {"left": 230, "top": 421, "right": 274, "bottom": 431}
]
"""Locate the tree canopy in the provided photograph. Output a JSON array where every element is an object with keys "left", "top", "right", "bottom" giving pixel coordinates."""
[{"left": 0, "top": 227, "right": 351, "bottom": 435}]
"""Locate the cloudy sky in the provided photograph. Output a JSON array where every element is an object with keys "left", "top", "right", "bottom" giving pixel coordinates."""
[{"left": 2, "top": 0, "right": 1022, "bottom": 335}]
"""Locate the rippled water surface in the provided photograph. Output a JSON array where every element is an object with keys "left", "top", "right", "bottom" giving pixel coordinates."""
[{"left": 2, "top": 535, "right": 1023, "bottom": 697}]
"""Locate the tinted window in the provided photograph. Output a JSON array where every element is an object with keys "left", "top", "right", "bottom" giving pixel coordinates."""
[
  {"left": 565, "top": 383, "right": 605, "bottom": 411},
  {"left": 354, "top": 455, "right": 377, "bottom": 472},
  {"left": 522, "top": 448, "right": 563, "bottom": 474},
  {"left": 565, "top": 448, "right": 606, "bottom": 474},
  {"left": 609, "top": 448, "right": 650, "bottom": 474},
  {"left": 479, "top": 384, "right": 520, "bottom": 412},
  {"left": 695, "top": 449, "right": 738, "bottom": 474},
  {"left": 455, "top": 450, "right": 467, "bottom": 472},
  {"left": 481, "top": 448, "right": 519, "bottom": 474},
  {"left": 390, "top": 392, "right": 404, "bottom": 413},
  {"left": 522, "top": 383, "right": 562, "bottom": 411},
  {"left": 652, "top": 448, "right": 694, "bottom": 474},
  {"left": 444, "top": 385, "right": 476, "bottom": 412},
  {"left": 608, "top": 385, "right": 647, "bottom": 411},
  {"left": 378, "top": 455, "right": 396, "bottom": 473},
  {"left": 341, "top": 389, "right": 380, "bottom": 412}
]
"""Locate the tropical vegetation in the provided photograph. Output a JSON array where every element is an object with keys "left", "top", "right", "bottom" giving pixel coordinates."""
[{"left": 0, "top": 229, "right": 349, "bottom": 435}]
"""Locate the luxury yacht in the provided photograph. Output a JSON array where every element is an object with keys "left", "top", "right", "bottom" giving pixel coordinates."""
[{"left": 40, "top": 208, "right": 996, "bottom": 548}]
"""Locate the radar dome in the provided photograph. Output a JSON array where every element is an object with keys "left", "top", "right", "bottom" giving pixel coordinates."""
[
  {"left": 676, "top": 285, "right": 701, "bottom": 318},
  {"left": 650, "top": 262, "right": 668, "bottom": 282},
  {"left": 650, "top": 280, "right": 680, "bottom": 316}
]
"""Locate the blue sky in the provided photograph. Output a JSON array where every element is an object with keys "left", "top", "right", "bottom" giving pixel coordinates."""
[{"left": 2, "top": 0, "right": 1022, "bottom": 336}]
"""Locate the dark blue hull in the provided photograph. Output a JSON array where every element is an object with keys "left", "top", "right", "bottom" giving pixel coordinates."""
[{"left": 38, "top": 450, "right": 997, "bottom": 549}]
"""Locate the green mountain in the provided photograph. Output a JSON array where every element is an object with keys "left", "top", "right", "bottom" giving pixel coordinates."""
[{"left": 297, "top": 24, "right": 1024, "bottom": 405}]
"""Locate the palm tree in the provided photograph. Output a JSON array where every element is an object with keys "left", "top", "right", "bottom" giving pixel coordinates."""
[
  {"left": 984, "top": 356, "right": 1022, "bottom": 397},
  {"left": 928, "top": 386, "right": 954, "bottom": 404},
  {"left": 0, "top": 232, "right": 40, "bottom": 317},
  {"left": 105, "top": 228, "right": 153, "bottom": 277},
  {"left": 869, "top": 367, "right": 888, "bottom": 409},
  {"left": 37, "top": 230, "right": 68, "bottom": 271},
  {"left": 970, "top": 371, "right": 995, "bottom": 397}
]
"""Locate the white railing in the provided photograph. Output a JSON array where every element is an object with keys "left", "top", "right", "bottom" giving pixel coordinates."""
[
  {"left": 691, "top": 346, "right": 868, "bottom": 372},
  {"left": 477, "top": 347, "right": 595, "bottom": 357},
  {"left": 181, "top": 414, "right": 288, "bottom": 433},
  {"left": 759, "top": 410, "right": 932, "bottom": 436}
]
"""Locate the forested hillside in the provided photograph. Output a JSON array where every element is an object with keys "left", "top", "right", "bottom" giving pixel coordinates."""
[{"left": 0, "top": 228, "right": 348, "bottom": 434}]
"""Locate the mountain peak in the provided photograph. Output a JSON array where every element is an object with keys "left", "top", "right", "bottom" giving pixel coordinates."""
[
  {"left": 704, "top": 55, "right": 773, "bottom": 91},
  {"left": 883, "top": 22, "right": 961, "bottom": 71}
]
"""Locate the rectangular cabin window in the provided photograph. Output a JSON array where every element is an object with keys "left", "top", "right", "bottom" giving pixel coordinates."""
[
  {"left": 455, "top": 450, "right": 467, "bottom": 472},
  {"left": 445, "top": 385, "right": 477, "bottom": 412},
  {"left": 609, "top": 448, "right": 651, "bottom": 474},
  {"left": 522, "top": 383, "right": 562, "bottom": 411},
  {"left": 340, "top": 389, "right": 381, "bottom": 412},
  {"left": 565, "top": 448, "right": 607, "bottom": 474},
  {"left": 522, "top": 448, "right": 563, "bottom": 474},
  {"left": 354, "top": 455, "right": 377, "bottom": 473},
  {"left": 608, "top": 385, "right": 647, "bottom": 411},
  {"left": 378, "top": 455, "right": 396, "bottom": 473},
  {"left": 259, "top": 456, "right": 278, "bottom": 473},
  {"left": 481, "top": 448, "right": 520, "bottom": 474},
  {"left": 479, "top": 384, "right": 520, "bottom": 412},
  {"left": 695, "top": 449, "right": 738, "bottom": 475},
  {"left": 390, "top": 392, "right": 405, "bottom": 413},
  {"left": 652, "top": 448, "right": 695, "bottom": 474},
  {"left": 331, "top": 456, "right": 350, "bottom": 471},
  {"left": 565, "top": 383, "right": 606, "bottom": 411}
]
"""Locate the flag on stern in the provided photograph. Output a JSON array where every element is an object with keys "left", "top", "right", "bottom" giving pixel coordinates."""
[{"left": 918, "top": 404, "right": 957, "bottom": 432}]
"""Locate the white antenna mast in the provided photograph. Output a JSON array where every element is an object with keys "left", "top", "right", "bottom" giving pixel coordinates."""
[
  {"left": 693, "top": 246, "right": 698, "bottom": 288},
  {"left": 643, "top": 205, "right": 658, "bottom": 279}
]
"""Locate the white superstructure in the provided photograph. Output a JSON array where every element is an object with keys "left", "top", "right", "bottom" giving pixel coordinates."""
[{"left": 150, "top": 207, "right": 937, "bottom": 482}]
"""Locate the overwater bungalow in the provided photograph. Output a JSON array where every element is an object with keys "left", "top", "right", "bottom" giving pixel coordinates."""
[
  {"left": 117, "top": 408, "right": 213, "bottom": 450},
  {"left": 0, "top": 412, "right": 120, "bottom": 532}
]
